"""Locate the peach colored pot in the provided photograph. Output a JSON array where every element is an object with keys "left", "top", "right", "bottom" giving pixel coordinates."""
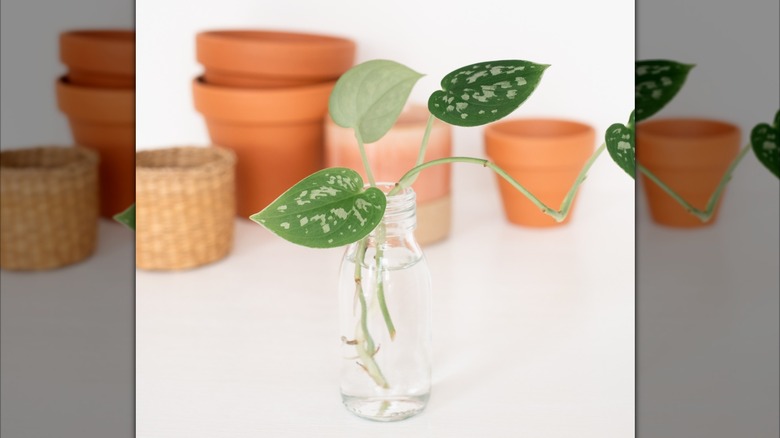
[
  {"left": 193, "top": 77, "right": 334, "bottom": 218},
  {"left": 56, "top": 77, "right": 135, "bottom": 218},
  {"left": 637, "top": 118, "right": 740, "bottom": 227},
  {"left": 325, "top": 105, "right": 453, "bottom": 244},
  {"left": 485, "top": 118, "right": 595, "bottom": 227},
  {"left": 196, "top": 30, "right": 355, "bottom": 88},
  {"left": 60, "top": 30, "right": 134, "bottom": 88}
]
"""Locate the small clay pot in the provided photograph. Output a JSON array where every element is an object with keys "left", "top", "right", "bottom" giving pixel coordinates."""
[
  {"left": 56, "top": 77, "right": 135, "bottom": 218},
  {"left": 192, "top": 77, "right": 334, "bottom": 217},
  {"left": 196, "top": 30, "right": 355, "bottom": 88},
  {"left": 325, "top": 105, "right": 453, "bottom": 245},
  {"left": 60, "top": 30, "right": 135, "bottom": 88},
  {"left": 1, "top": 147, "right": 99, "bottom": 270},
  {"left": 637, "top": 118, "right": 740, "bottom": 227},
  {"left": 485, "top": 118, "right": 595, "bottom": 227}
]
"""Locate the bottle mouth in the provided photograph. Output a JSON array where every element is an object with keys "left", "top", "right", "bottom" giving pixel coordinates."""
[{"left": 368, "top": 182, "right": 416, "bottom": 230}]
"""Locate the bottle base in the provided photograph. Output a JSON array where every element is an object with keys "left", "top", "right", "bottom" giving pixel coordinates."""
[{"left": 342, "top": 394, "right": 429, "bottom": 422}]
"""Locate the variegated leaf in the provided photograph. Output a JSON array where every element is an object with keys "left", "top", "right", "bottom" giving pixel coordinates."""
[
  {"left": 249, "top": 168, "right": 386, "bottom": 248},
  {"left": 751, "top": 109, "right": 780, "bottom": 179},
  {"left": 606, "top": 111, "right": 636, "bottom": 178},
  {"left": 328, "top": 60, "right": 424, "bottom": 143},
  {"left": 635, "top": 60, "right": 694, "bottom": 122},
  {"left": 428, "top": 60, "right": 548, "bottom": 127}
]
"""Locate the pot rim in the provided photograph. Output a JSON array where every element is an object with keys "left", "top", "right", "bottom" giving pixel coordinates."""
[
  {"left": 636, "top": 118, "right": 741, "bottom": 168},
  {"left": 192, "top": 76, "right": 335, "bottom": 124},
  {"left": 484, "top": 118, "right": 595, "bottom": 167},
  {"left": 56, "top": 77, "right": 134, "bottom": 123},
  {"left": 60, "top": 29, "right": 135, "bottom": 76},
  {"left": 637, "top": 118, "right": 740, "bottom": 140},
  {"left": 485, "top": 118, "right": 595, "bottom": 141},
  {"left": 326, "top": 104, "right": 449, "bottom": 134},
  {"left": 196, "top": 29, "right": 356, "bottom": 79}
]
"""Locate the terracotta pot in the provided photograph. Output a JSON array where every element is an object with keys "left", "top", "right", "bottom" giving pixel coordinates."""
[
  {"left": 1, "top": 147, "right": 98, "bottom": 270},
  {"left": 56, "top": 77, "right": 135, "bottom": 218},
  {"left": 60, "top": 30, "right": 134, "bottom": 88},
  {"left": 637, "top": 118, "right": 740, "bottom": 227},
  {"left": 325, "top": 105, "right": 453, "bottom": 244},
  {"left": 484, "top": 118, "right": 595, "bottom": 227},
  {"left": 196, "top": 30, "right": 355, "bottom": 88},
  {"left": 193, "top": 77, "right": 334, "bottom": 217}
]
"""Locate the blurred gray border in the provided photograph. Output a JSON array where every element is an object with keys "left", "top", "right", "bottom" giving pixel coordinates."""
[
  {"left": 637, "top": 0, "right": 779, "bottom": 436},
  {"left": 1, "top": 1, "right": 134, "bottom": 437}
]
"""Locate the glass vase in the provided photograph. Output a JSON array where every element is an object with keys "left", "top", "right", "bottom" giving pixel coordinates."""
[{"left": 338, "top": 184, "right": 432, "bottom": 421}]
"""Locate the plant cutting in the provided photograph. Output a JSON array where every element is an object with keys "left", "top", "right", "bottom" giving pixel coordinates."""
[
  {"left": 325, "top": 105, "right": 454, "bottom": 244},
  {"left": 250, "top": 59, "right": 630, "bottom": 421},
  {"left": 615, "top": 59, "right": 779, "bottom": 226}
]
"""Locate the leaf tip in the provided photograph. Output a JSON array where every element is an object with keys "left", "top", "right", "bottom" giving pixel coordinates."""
[{"left": 248, "top": 211, "right": 264, "bottom": 225}]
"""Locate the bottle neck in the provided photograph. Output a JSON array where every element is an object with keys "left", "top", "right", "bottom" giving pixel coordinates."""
[{"left": 369, "top": 183, "right": 416, "bottom": 238}]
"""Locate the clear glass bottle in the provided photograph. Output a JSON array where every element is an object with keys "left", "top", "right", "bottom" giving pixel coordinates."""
[{"left": 338, "top": 184, "right": 432, "bottom": 422}]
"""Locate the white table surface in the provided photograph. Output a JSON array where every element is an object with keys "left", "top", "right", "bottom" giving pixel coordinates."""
[{"left": 136, "top": 161, "right": 636, "bottom": 437}]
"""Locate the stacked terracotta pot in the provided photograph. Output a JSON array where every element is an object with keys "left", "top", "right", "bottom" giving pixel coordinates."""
[
  {"left": 56, "top": 30, "right": 135, "bottom": 218},
  {"left": 192, "top": 30, "right": 356, "bottom": 218}
]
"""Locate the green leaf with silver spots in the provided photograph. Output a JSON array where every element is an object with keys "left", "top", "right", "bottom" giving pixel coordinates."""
[
  {"left": 328, "top": 60, "right": 424, "bottom": 144},
  {"left": 606, "top": 111, "right": 636, "bottom": 179},
  {"left": 428, "top": 60, "right": 548, "bottom": 127},
  {"left": 249, "top": 168, "right": 386, "bottom": 248},
  {"left": 113, "top": 204, "right": 135, "bottom": 230},
  {"left": 635, "top": 60, "right": 694, "bottom": 122},
  {"left": 751, "top": 109, "right": 780, "bottom": 179}
]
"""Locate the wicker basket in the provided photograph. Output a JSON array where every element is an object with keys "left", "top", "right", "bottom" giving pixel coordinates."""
[
  {"left": 136, "top": 146, "right": 236, "bottom": 270},
  {"left": 1, "top": 146, "right": 99, "bottom": 270}
]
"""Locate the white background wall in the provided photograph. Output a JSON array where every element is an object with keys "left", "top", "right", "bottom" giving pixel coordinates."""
[{"left": 136, "top": 0, "right": 635, "bottom": 196}]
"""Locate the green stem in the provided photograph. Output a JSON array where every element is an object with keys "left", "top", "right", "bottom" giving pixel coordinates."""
[
  {"left": 352, "top": 236, "right": 389, "bottom": 388},
  {"left": 355, "top": 131, "right": 376, "bottom": 187},
  {"left": 355, "top": 337, "right": 389, "bottom": 388},
  {"left": 373, "top": 224, "right": 396, "bottom": 340},
  {"left": 414, "top": 113, "right": 436, "bottom": 167},
  {"left": 390, "top": 143, "right": 607, "bottom": 222},
  {"left": 559, "top": 143, "right": 607, "bottom": 216},
  {"left": 366, "top": 113, "right": 436, "bottom": 344},
  {"left": 637, "top": 144, "right": 751, "bottom": 222},
  {"left": 354, "top": 238, "right": 374, "bottom": 354}
]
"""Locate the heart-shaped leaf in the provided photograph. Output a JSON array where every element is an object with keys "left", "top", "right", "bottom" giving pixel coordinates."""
[
  {"left": 606, "top": 111, "right": 636, "bottom": 178},
  {"left": 428, "top": 60, "right": 548, "bottom": 127},
  {"left": 113, "top": 204, "right": 135, "bottom": 230},
  {"left": 329, "top": 60, "right": 424, "bottom": 144},
  {"left": 751, "top": 109, "right": 780, "bottom": 178},
  {"left": 250, "top": 168, "right": 386, "bottom": 248},
  {"left": 635, "top": 60, "right": 694, "bottom": 122}
]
